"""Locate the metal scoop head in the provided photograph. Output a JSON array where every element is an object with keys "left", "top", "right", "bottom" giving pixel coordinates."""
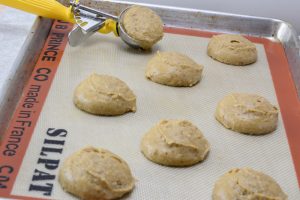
[
  {"left": 68, "top": 2, "right": 143, "bottom": 49},
  {"left": 117, "top": 7, "right": 143, "bottom": 49}
]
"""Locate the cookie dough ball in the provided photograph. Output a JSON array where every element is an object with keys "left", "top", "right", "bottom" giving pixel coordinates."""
[
  {"left": 141, "top": 120, "right": 210, "bottom": 166},
  {"left": 213, "top": 168, "right": 288, "bottom": 200},
  {"left": 122, "top": 5, "right": 164, "bottom": 49},
  {"left": 73, "top": 74, "right": 136, "bottom": 116},
  {"left": 215, "top": 93, "right": 278, "bottom": 135},
  {"left": 207, "top": 34, "right": 257, "bottom": 66},
  {"left": 145, "top": 52, "right": 204, "bottom": 87},
  {"left": 59, "top": 147, "right": 135, "bottom": 200}
]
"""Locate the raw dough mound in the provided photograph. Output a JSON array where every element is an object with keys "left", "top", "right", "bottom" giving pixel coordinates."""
[
  {"left": 122, "top": 5, "right": 164, "bottom": 49},
  {"left": 59, "top": 147, "right": 135, "bottom": 200},
  {"left": 145, "top": 51, "right": 204, "bottom": 87},
  {"left": 73, "top": 74, "right": 136, "bottom": 116},
  {"left": 141, "top": 120, "right": 210, "bottom": 166},
  {"left": 213, "top": 168, "right": 287, "bottom": 200},
  {"left": 215, "top": 93, "right": 278, "bottom": 135},
  {"left": 207, "top": 34, "right": 257, "bottom": 66}
]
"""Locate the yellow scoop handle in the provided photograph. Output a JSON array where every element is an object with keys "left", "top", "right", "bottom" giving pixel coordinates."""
[{"left": 0, "top": 0, "right": 118, "bottom": 35}]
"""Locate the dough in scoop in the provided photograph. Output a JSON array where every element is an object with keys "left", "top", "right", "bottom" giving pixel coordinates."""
[
  {"left": 73, "top": 74, "right": 136, "bottom": 116},
  {"left": 122, "top": 5, "right": 164, "bottom": 49},
  {"left": 58, "top": 147, "right": 135, "bottom": 200},
  {"left": 207, "top": 34, "right": 257, "bottom": 66},
  {"left": 213, "top": 168, "right": 287, "bottom": 200},
  {"left": 145, "top": 51, "right": 204, "bottom": 87},
  {"left": 141, "top": 120, "right": 210, "bottom": 166},
  {"left": 215, "top": 93, "right": 278, "bottom": 135}
]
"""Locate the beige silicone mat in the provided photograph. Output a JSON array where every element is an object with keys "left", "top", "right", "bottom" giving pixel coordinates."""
[{"left": 12, "top": 32, "right": 300, "bottom": 199}]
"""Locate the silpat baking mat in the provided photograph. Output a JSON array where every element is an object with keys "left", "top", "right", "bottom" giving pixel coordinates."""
[{"left": 0, "top": 20, "right": 300, "bottom": 199}]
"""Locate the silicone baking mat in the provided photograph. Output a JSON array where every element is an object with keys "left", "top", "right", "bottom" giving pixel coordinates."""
[{"left": 0, "top": 20, "right": 300, "bottom": 199}]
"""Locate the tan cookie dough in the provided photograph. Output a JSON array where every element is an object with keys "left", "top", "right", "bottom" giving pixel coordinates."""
[
  {"left": 145, "top": 52, "right": 204, "bottom": 87},
  {"left": 122, "top": 5, "right": 164, "bottom": 49},
  {"left": 213, "top": 168, "right": 288, "bottom": 200},
  {"left": 59, "top": 147, "right": 135, "bottom": 200},
  {"left": 73, "top": 74, "right": 136, "bottom": 116},
  {"left": 215, "top": 93, "right": 278, "bottom": 135},
  {"left": 140, "top": 120, "right": 210, "bottom": 166},
  {"left": 207, "top": 34, "right": 257, "bottom": 66}
]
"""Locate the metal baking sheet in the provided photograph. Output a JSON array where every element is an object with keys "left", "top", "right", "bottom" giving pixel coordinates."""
[
  {"left": 0, "top": 17, "right": 52, "bottom": 138},
  {"left": 0, "top": 0, "right": 299, "bottom": 199}
]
